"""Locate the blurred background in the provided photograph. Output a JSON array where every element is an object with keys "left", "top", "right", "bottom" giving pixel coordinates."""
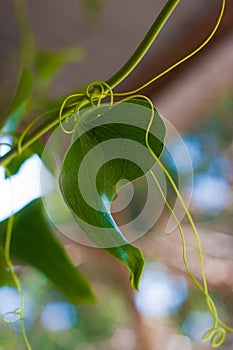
[{"left": 0, "top": 0, "right": 233, "bottom": 349}]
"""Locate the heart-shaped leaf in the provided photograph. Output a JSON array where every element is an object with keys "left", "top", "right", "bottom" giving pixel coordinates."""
[
  {"left": 60, "top": 100, "right": 166, "bottom": 290},
  {"left": 0, "top": 199, "right": 95, "bottom": 304}
]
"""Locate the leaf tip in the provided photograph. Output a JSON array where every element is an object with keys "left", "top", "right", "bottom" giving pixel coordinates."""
[{"left": 129, "top": 249, "right": 145, "bottom": 291}]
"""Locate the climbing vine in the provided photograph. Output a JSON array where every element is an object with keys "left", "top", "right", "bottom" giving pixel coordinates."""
[{"left": 0, "top": 0, "right": 230, "bottom": 348}]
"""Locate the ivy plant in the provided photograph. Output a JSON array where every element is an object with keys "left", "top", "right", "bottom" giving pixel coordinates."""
[{"left": 0, "top": 0, "right": 231, "bottom": 348}]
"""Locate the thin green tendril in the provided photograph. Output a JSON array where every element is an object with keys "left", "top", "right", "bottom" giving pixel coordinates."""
[
  {"left": 56, "top": 0, "right": 224, "bottom": 140},
  {"left": 59, "top": 81, "right": 114, "bottom": 134},
  {"left": 1, "top": 164, "right": 32, "bottom": 350},
  {"left": 17, "top": 109, "right": 55, "bottom": 154},
  {"left": 59, "top": 93, "right": 87, "bottom": 134},
  {"left": 59, "top": 0, "right": 225, "bottom": 117},
  {"left": 60, "top": 87, "right": 233, "bottom": 347},
  {"left": 142, "top": 96, "right": 233, "bottom": 347},
  {"left": 149, "top": 170, "right": 227, "bottom": 347},
  {"left": 3, "top": 1, "right": 225, "bottom": 348},
  {"left": 113, "top": 0, "right": 225, "bottom": 96},
  {"left": 85, "top": 81, "right": 114, "bottom": 106}
]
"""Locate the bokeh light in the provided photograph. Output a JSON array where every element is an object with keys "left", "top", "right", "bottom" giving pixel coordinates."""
[
  {"left": 135, "top": 263, "right": 188, "bottom": 318},
  {"left": 40, "top": 301, "right": 77, "bottom": 332}
]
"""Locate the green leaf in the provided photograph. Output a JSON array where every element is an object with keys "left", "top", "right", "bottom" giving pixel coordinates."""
[
  {"left": 4, "top": 139, "right": 56, "bottom": 178},
  {"left": 60, "top": 100, "right": 166, "bottom": 290},
  {"left": 0, "top": 199, "right": 95, "bottom": 304},
  {"left": 2, "top": 67, "right": 33, "bottom": 132},
  {"left": 4, "top": 140, "right": 43, "bottom": 178},
  {"left": 36, "top": 47, "right": 85, "bottom": 81}
]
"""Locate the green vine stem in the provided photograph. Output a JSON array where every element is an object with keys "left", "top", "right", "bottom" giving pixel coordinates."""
[
  {"left": 107, "top": 0, "right": 180, "bottom": 89},
  {"left": 0, "top": 0, "right": 181, "bottom": 167},
  {"left": 0, "top": 1, "right": 227, "bottom": 347}
]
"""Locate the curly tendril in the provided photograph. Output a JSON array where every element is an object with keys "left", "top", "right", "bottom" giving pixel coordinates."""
[
  {"left": 202, "top": 327, "right": 226, "bottom": 348},
  {"left": 59, "top": 0, "right": 225, "bottom": 128},
  {"left": 0, "top": 140, "right": 32, "bottom": 350},
  {"left": 2, "top": 1, "right": 226, "bottom": 348},
  {"left": 59, "top": 85, "right": 233, "bottom": 347},
  {"left": 3, "top": 215, "right": 32, "bottom": 350},
  {"left": 58, "top": 81, "right": 114, "bottom": 134},
  {"left": 85, "top": 81, "right": 114, "bottom": 106},
  {"left": 144, "top": 101, "right": 233, "bottom": 348},
  {"left": 57, "top": 4, "right": 230, "bottom": 344}
]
